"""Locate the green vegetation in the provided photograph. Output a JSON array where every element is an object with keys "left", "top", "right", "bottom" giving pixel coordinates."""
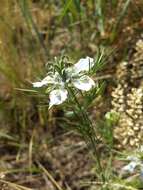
[{"left": 0, "top": 0, "right": 143, "bottom": 189}]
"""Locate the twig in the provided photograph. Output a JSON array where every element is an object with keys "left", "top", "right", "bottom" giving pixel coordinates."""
[
  {"left": 0, "top": 179, "right": 33, "bottom": 190},
  {"left": 37, "top": 162, "right": 65, "bottom": 190}
]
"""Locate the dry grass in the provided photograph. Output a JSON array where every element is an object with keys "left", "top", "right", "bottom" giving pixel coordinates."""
[{"left": 0, "top": 0, "right": 143, "bottom": 189}]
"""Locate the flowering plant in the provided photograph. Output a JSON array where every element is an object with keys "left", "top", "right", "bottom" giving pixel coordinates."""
[
  {"left": 32, "top": 55, "right": 106, "bottom": 183},
  {"left": 33, "top": 56, "right": 96, "bottom": 109}
]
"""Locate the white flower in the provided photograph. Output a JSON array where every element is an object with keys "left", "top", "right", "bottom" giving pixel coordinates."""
[{"left": 32, "top": 56, "right": 95, "bottom": 108}]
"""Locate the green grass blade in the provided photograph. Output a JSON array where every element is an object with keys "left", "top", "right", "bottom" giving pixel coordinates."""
[
  {"left": 18, "top": 0, "right": 48, "bottom": 59},
  {"left": 111, "top": 0, "right": 131, "bottom": 41},
  {"left": 59, "top": 0, "right": 73, "bottom": 22}
]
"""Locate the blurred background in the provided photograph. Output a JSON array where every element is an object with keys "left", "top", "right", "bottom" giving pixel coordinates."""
[{"left": 0, "top": 0, "right": 143, "bottom": 189}]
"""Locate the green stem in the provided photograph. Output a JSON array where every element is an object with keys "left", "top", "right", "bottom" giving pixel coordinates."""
[{"left": 67, "top": 86, "right": 106, "bottom": 183}]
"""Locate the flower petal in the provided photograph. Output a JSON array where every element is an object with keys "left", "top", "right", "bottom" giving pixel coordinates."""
[
  {"left": 72, "top": 75, "right": 95, "bottom": 91},
  {"left": 74, "top": 56, "right": 94, "bottom": 73},
  {"left": 33, "top": 81, "right": 44, "bottom": 87},
  {"left": 42, "top": 75, "right": 55, "bottom": 84},
  {"left": 122, "top": 161, "right": 138, "bottom": 173},
  {"left": 49, "top": 89, "right": 68, "bottom": 109},
  {"left": 33, "top": 76, "right": 55, "bottom": 88}
]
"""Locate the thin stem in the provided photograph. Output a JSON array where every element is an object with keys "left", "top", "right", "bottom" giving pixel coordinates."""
[
  {"left": 88, "top": 135, "right": 106, "bottom": 183},
  {"left": 67, "top": 86, "right": 106, "bottom": 183}
]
